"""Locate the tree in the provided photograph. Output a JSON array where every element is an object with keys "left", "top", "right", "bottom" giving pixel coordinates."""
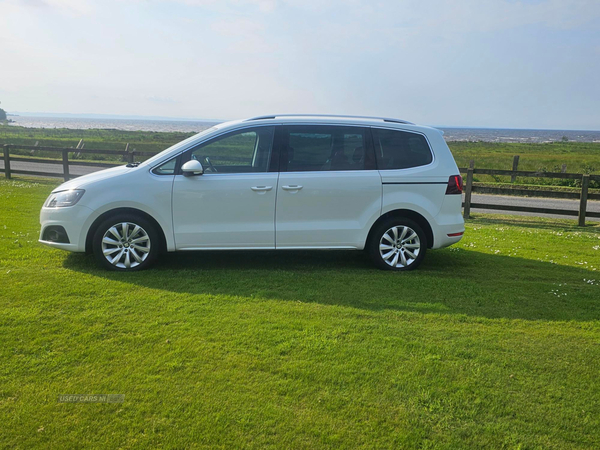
[{"left": 0, "top": 101, "right": 6, "bottom": 121}]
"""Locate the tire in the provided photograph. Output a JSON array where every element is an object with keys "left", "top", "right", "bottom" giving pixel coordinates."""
[
  {"left": 368, "top": 217, "right": 427, "bottom": 271},
  {"left": 92, "top": 213, "right": 160, "bottom": 271}
]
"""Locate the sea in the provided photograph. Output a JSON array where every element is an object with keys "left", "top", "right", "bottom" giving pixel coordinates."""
[{"left": 6, "top": 115, "right": 600, "bottom": 143}]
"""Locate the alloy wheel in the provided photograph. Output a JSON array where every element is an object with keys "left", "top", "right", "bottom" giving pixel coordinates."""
[
  {"left": 379, "top": 225, "right": 421, "bottom": 268},
  {"left": 101, "top": 222, "right": 151, "bottom": 269}
]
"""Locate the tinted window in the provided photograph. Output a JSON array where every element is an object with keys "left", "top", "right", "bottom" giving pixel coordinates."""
[
  {"left": 282, "top": 125, "right": 374, "bottom": 172},
  {"left": 372, "top": 128, "right": 433, "bottom": 170},
  {"left": 188, "top": 126, "right": 274, "bottom": 173}
]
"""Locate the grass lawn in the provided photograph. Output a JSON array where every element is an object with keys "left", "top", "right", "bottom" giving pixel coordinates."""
[
  {"left": 0, "top": 125, "right": 198, "bottom": 155},
  {"left": 449, "top": 142, "right": 600, "bottom": 189},
  {"left": 1, "top": 177, "right": 600, "bottom": 449},
  {"left": 449, "top": 141, "right": 600, "bottom": 175}
]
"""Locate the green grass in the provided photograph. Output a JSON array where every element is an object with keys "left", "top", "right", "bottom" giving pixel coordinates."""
[
  {"left": 1, "top": 178, "right": 600, "bottom": 449},
  {"left": 0, "top": 125, "right": 197, "bottom": 161},
  {"left": 450, "top": 141, "right": 600, "bottom": 173},
  {"left": 449, "top": 141, "right": 600, "bottom": 188}
]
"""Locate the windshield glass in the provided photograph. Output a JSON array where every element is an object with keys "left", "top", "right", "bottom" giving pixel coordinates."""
[{"left": 138, "top": 126, "right": 219, "bottom": 167}]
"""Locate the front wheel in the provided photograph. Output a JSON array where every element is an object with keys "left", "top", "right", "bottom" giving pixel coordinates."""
[
  {"left": 92, "top": 214, "right": 160, "bottom": 271},
  {"left": 368, "top": 218, "right": 427, "bottom": 271}
]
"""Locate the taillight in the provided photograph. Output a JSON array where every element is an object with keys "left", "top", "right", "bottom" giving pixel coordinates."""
[{"left": 445, "top": 175, "right": 463, "bottom": 195}]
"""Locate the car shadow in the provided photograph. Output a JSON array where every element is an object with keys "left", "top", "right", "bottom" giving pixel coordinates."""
[{"left": 63, "top": 247, "right": 600, "bottom": 322}]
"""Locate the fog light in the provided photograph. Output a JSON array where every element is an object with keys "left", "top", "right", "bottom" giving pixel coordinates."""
[{"left": 42, "top": 226, "right": 70, "bottom": 243}]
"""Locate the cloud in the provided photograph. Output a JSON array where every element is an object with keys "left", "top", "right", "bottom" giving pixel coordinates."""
[
  {"left": 159, "top": 0, "right": 278, "bottom": 12},
  {"left": 211, "top": 17, "right": 264, "bottom": 36},
  {"left": 146, "top": 95, "right": 179, "bottom": 104},
  {"left": 2, "top": 0, "right": 95, "bottom": 15},
  {"left": 209, "top": 17, "right": 275, "bottom": 52}
]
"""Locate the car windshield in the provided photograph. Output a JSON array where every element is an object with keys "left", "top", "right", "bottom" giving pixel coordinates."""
[{"left": 138, "top": 126, "right": 219, "bottom": 168}]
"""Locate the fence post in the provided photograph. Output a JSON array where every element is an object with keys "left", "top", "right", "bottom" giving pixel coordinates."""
[
  {"left": 578, "top": 174, "right": 589, "bottom": 227},
  {"left": 3, "top": 144, "right": 11, "bottom": 179},
  {"left": 62, "top": 149, "right": 70, "bottom": 181},
  {"left": 126, "top": 143, "right": 134, "bottom": 164},
  {"left": 463, "top": 160, "right": 474, "bottom": 219},
  {"left": 75, "top": 139, "right": 84, "bottom": 158},
  {"left": 511, "top": 155, "right": 520, "bottom": 183}
]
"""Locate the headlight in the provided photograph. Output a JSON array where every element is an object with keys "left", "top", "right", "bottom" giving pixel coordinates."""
[{"left": 44, "top": 189, "right": 85, "bottom": 208}]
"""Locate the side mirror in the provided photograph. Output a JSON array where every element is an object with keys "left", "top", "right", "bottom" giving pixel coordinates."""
[{"left": 181, "top": 160, "right": 204, "bottom": 176}]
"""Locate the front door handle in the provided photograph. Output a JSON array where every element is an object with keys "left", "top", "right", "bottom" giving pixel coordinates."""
[
  {"left": 282, "top": 185, "right": 303, "bottom": 191},
  {"left": 251, "top": 186, "right": 273, "bottom": 192}
]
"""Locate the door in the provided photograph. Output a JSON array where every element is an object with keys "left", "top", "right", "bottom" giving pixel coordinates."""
[
  {"left": 275, "top": 125, "right": 382, "bottom": 249},
  {"left": 172, "top": 125, "right": 278, "bottom": 249}
]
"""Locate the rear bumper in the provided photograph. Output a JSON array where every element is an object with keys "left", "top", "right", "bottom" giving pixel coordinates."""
[
  {"left": 39, "top": 205, "right": 94, "bottom": 252},
  {"left": 432, "top": 223, "right": 465, "bottom": 248},
  {"left": 431, "top": 195, "right": 464, "bottom": 249}
]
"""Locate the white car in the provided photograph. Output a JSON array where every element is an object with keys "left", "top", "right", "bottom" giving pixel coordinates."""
[{"left": 40, "top": 114, "right": 464, "bottom": 271}]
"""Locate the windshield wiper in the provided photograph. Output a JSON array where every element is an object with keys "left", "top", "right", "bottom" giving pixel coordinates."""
[{"left": 126, "top": 162, "right": 140, "bottom": 168}]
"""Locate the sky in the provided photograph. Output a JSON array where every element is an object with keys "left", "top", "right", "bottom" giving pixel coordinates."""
[{"left": 0, "top": 0, "right": 599, "bottom": 129}]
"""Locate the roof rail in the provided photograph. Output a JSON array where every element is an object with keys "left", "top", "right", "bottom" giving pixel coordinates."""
[{"left": 245, "top": 114, "right": 414, "bottom": 125}]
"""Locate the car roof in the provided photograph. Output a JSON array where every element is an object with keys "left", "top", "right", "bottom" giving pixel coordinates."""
[
  {"left": 213, "top": 114, "right": 441, "bottom": 135},
  {"left": 246, "top": 114, "right": 414, "bottom": 124}
]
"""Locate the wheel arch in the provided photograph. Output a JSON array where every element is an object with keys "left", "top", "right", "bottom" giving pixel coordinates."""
[
  {"left": 366, "top": 209, "right": 434, "bottom": 249},
  {"left": 85, "top": 207, "right": 168, "bottom": 254}
]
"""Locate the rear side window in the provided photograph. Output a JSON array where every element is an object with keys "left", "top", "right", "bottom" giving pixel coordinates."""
[
  {"left": 372, "top": 128, "right": 433, "bottom": 170},
  {"left": 281, "top": 125, "right": 375, "bottom": 172}
]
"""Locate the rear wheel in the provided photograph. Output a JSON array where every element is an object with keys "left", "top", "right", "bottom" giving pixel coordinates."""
[
  {"left": 92, "top": 214, "right": 160, "bottom": 271},
  {"left": 368, "top": 218, "right": 427, "bottom": 271}
]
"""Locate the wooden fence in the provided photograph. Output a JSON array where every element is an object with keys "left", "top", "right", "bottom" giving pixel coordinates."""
[
  {"left": 460, "top": 160, "right": 600, "bottom": 226},
  {"left": 1, "top": 144, "right": 600, "bottom": 225},
  {"left": 1, "top": 144, "right": 155, "bottom": 180}
]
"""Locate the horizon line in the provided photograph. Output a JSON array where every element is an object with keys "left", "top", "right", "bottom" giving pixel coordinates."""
[{"left": 5, "top": 111, "right": 600, "bottom": 133}]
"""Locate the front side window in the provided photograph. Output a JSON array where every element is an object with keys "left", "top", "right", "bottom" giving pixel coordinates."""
[
  {"left": 282, "top": 125, "right": 374, "bottom": 172},
  {"left": 141, "top": 126, "right": 218, "bottom": 168},
  {"left": 187, "top": 126, "right": 275, "bottom": 173},
  {"left": 372, "top": 128, "right": 433, "bottom": 170},
  {"left": 153, "top": 157, "right": 178, "bottom": 175}
]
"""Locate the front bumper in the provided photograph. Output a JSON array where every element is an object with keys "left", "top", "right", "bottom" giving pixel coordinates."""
[{"left": 39, "top": 204, "right": 94, "bottom": 252}]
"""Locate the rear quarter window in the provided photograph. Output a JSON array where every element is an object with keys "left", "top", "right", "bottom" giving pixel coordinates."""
[{"left": 372, "top": 128, "right": 433, "bottom": 170}]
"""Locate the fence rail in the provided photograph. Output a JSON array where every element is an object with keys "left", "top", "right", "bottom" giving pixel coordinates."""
[
  {"left": 1, "top": 144, "right": 142, "bottom": 181},
  {"left": 459, "top": 159, "right": 598, "bottom": 226},
  {"left": 458, "top": 167, "right": 600, "bottom": 181},
  {"left": 5, "top": 144, "right": 157, "bottom": 157},
  {"left": 469, "top": 185, "right": 600, "bottom": 201},
  {"left": 1, "top": 145, "right": 599, "bottom": 226}
]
